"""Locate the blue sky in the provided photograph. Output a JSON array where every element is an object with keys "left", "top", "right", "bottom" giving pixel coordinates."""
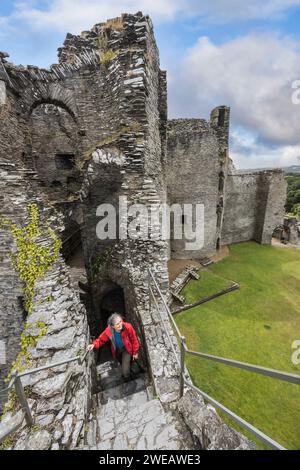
[{"left": 1, "top": 0, "right": 300, "bottom": 169}]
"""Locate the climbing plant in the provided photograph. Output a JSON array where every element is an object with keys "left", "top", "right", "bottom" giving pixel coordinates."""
[
  {"left": 0, "top": 203, "right": 62, "bottom": 315},
  {"left": 0, "top": 204, "right": 60, "bottom": 380}
]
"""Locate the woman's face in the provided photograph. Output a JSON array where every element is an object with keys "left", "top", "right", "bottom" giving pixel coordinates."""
[{"left": 113, "top": 319, "right": 123, "bottom": 332}]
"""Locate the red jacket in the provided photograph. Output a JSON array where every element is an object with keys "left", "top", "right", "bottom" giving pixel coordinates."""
[{"left": 92, "top": 321, "right": 140, "bottom": 359}]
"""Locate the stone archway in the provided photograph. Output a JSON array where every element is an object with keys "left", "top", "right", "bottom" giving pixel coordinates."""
[
  {"left": 25, "top": 81, "right": 78, "bottom": 119},
  {"left": 91, "top": 279, "right": 127, "bottom": 364}
]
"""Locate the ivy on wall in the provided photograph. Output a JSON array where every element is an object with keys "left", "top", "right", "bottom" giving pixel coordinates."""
[
  {"left": 0, "top": 203, "right": 61, "bottom": 379},
  {"left": 0, "top": 203, "right": 61, "bottom": 314}
]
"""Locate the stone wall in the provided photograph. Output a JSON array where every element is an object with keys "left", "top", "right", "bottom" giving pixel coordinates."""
[
  {"left": 0, "top": 160, "right": 94, "bottom": 449},
  {"left": 0, "top": 48, "right": 95, "bottom": 445},
  {"left": 283, "top": 216, "right": 300, "bottom": 244},
  {"left": 76, "top": 13, "right": 170, "bottom": 374},
  {"left": 167, "top": 107, "right": 230, "bottom": 259},
  {"left": 30, "top": 103, "right": 81, "bottom": 202},
  {"left": 1, "top": 253, "right": 94, "bottom": 450},
  {"left": 0, "top": 80, "right": 33, "bottom": 397},
  {"left": 221, "top": 170, "right": 286, "bottom": 245},
  {"left": 0, "top": 11, "right": 285, "bottom": 451}
]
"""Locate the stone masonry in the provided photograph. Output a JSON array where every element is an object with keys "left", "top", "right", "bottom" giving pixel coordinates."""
[{"left": 0, "top": 11, "right": 286, "bottom": 450}]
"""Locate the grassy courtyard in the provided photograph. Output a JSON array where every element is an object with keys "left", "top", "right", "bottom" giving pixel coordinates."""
[{"left": 175, "top": 242, "right": 300, "bottom": 449}]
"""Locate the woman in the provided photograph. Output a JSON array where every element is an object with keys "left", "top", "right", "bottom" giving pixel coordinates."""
[{"left": 87, "top": 313, "right": 140, "bottom": 381}]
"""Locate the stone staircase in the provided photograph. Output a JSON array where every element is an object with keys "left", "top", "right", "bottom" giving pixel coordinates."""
[
  {"left": 199, "top": 257, "right": 214, "bottom": 267},
  {"left": 167, "top": 266, "right": 200, "bottom": 306},
  {"left": 77, "top": 360, "right": 195, "bottom": 450}
]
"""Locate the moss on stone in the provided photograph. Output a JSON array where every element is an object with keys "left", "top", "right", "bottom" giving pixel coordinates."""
[{"left": 100, "top": 49, "right": 119, "bottom": 66}]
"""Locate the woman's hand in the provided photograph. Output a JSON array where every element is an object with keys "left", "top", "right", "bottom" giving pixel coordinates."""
[
  {"left": 133, "top": 353, "right": 138, "bottom": 360},
  {"left": 87, "top": 344, "right": 95, "bottom": 352}
]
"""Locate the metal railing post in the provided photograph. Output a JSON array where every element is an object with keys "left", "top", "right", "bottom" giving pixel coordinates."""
[
  {"left": 179, "top": 336, "right": 186, "bottom": 398},
  {"left": 13, "top": 373, "right": 33, "bottom": 427}
]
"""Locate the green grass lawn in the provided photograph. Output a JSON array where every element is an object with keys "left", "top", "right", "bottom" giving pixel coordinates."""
[
  {"left": 181, "top": 270, "right": 233, "bottom": 303},
  {"left": 174, "top": 241, "right": 300, "bottom": 449}
]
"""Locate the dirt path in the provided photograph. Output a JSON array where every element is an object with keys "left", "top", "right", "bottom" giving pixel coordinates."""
[
  {"left": 167, "top": 259, "right": 202, "bottom": 283},
  {"left": 167, "top": 246, "right": 230, "bottom": 283},
  {"left": 212, "top": 245, "right": 230, "bottom": 262}
]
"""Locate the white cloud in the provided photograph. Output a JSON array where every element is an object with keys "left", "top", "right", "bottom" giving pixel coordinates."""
[
  {"left": 167, "top": 31, "right": 300, "bottom": 168},
  {"left": 12, "top": 0, "right": 184, "bottom": 33},
  {"left": 3, "top": 0, "right": 300, "bottom": 34},
  {"left": 2, "top": 1, "right": 300, "bottom": 169},
  {"left": 170, "top": 32, "right": 300, "bottom": 151},
  {"left": 230, "top": 127, "right": 300, "bottom": 169},
  {"left": 185, "top": 0, "right": 300, "bottom": 23}
]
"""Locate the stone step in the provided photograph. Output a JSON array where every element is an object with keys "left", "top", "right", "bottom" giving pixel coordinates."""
[
  {"left": 99, "top": 374, "right": 124, "bottom": 392},
  {"left": 97, "top": 360, "right": 145, "bottom": 392},
  {"left": 95, "top": 400, "right": 186, "bottom": 450},
  {"left": 96, "top": 398, "right": 162, "bottom": 443},
  {"left": 97, "top": 360, "right": 123, "bottom": 391},
  {"left": 99, "top": 375, "right": 147, "bottom": 405},
  {"left": 199, "top": 257, "right": 214, "bottom": 266},
  {"left": 85, "top": 383, "right": 150, "bottom": 447},
  {"left": 81, "top": 361, "right": 191, "bottom": 451}
]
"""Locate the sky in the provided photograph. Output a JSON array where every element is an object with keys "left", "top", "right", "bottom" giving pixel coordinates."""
[{"left": 1, "top": 1, "right": 300, "bottom": 169}]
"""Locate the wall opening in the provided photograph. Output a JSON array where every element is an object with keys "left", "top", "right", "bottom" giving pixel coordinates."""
[
  {"left": 101, "top": 287, "right": 126, "bottom": 326},
  {"left": 93, "top": 282, "right": 126, "bottom": 364},
  {"left": 55, "top": 153, "right": 75, "bottom": 170},
  {"left": 218, "top": 171, "right": 225, "bottom": 191},
  {"left": 62, "top": 221, "right": 82, "bottom": 263},
  {"left": 218, "top": 108, "right": 226, "bottom": 127},
  {"left": 51, "top": 180, "right": 63, "bottom": 188}
]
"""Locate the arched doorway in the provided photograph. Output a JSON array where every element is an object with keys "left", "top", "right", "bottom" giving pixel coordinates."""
[{"left": 92, "top": 280, "right": 126, "bottom": 364}]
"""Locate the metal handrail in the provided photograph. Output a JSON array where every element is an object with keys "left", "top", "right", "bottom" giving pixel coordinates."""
[
  {"left": 149, "top": 283, "right": 181, "bottom": 370},
  {"left": 0, "top": 350, "right": 89, "bottom": 444},
  {"left": 148, "top": 269, "right": 183, "bottom": 341},
  {"left": 182, "top": 378, "right": 286, "bottom": 450},
  {"left": 185, "top": 349, "right": 300, "bottom": 385},
  {"left": 148, "top": 268, "right": 300, "bottom": 450}
]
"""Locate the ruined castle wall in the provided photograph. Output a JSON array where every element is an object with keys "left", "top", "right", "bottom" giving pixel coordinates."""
[
  {"left": 76, "top": 14, "right": 170, "bottom": 342},
  {"left": 30, "top": 104, "right": 81, "bottom": 201},
  {"left": 0, "top": 83, "right": 32, "bottom": 397},
  {"left": 1, "top": 251, "right": 94, "bottom": 450},
  {"left": 167, "top": 111, "right": 230, "bottom": 259},
  {"left": 0, "top": 12, "right": 257, "bottom": 450},
  {"left": 221, "top": 173, "right": 261, "bottom": 244},
  {"left": 221, "top": 170, "right": 286, "bottom": 245},
  {"left": 257, "top": 170, "right": 287, "bottom": 244},
  {"left": 1, "top": 37, "right": 126, "bottom": 246},
  {"left": 0, "top": 84, "right": 28, "bottom": 166},
  {"left": 0, "top": 136, "right": 93, "bottom": 449}
]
